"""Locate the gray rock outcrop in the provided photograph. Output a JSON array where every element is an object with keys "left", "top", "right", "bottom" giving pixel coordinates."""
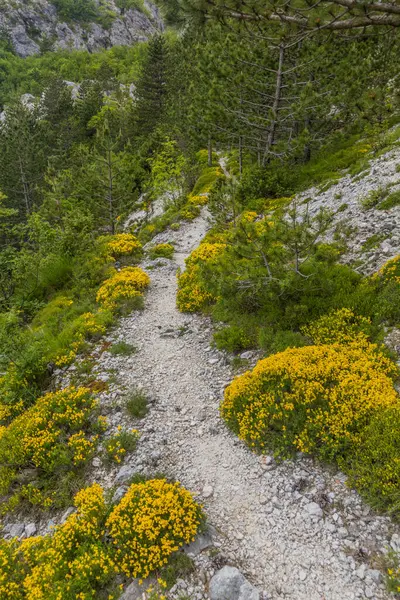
[{"left": 0, "top": 0, "right": 163, "bottom": 57}]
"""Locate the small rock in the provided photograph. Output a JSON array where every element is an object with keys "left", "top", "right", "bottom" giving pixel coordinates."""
[
  {"left": 92, "top": 457, "right": 101, "bottom": 467},
  {"left": 60, "top": 507, "right": 76, "bottom": 523},
  {"left": 299, "top": 569, "right": 308, "bottom": 582},
  {"left": 208, "top": 358, "right": 219, "bottom": 365},
  {"left": 391, "top": 533, "right": 400, "bottom": 552},
  {"left": 355, "top": 564, "right": 366, "bottom": 580},
  {"left": 25, "top": 523, "right": 37, "bottom": 537},
  {"left": 9, "top": 523, "right": 25, "bottom": 538},
  {"left": 210, "top": 566, "right": 260, "bottom": 600},
  {"left": 120, "top": 578, "right": 155, "bottom": 599},
  {"left": 115, "top": 465, "right": 136, "bottom": 484},
  {"left": 112, "top": 486, "right": 127, "bottom": 504},
  {"left": 367, "top": 569, "right": 382, "bottom": 583},
  {"left": 150, "top": 450, "right": 162, "bottom": 465},
  {"left": 184, "top": 531, "right": 213, "bottom": 556},
  {"left": 364, "top": 586, "right": 374, "bottom": 599},
  {"left": 203, "top": 485, "right": 214, "bottom": 498},
  {"left": 305, "top": 502, "right": 323, "bottom": 518},
  {"left": 240, "top": 351, "right": 253, "bottom": 360}
]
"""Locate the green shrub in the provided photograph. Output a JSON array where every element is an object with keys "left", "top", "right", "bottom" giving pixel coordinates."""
[
  {"left": 362, "top": 233, "right": 387, "bottom": 251},
  {"left": 360, "top": 187, "right": 387, "bottom": 209},
  {"left": 258, "top": 328, "right": 308, "bottom": 354},
  {"left": 160, "top": 552, "right": 194, "bottom": 589},
  {"left": 125, "top": 389, "right": 148, "bottom": 418},
  {"left": 345, "top": 407, "right": 400, "bottom": 516},
  {"left": 214, "top": 325, "right": 254, "bottom": 353}
]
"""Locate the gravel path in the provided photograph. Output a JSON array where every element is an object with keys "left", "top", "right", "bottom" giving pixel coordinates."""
[{"left": 93, "top": 209, "right": 397, "bottom": 600}]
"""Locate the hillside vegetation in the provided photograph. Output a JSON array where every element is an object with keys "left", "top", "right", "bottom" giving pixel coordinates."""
[{"left": 1, "top": 1, "right": 400, "bottom": 598}]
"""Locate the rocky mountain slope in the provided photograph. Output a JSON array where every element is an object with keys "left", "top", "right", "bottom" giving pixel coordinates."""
[{"left": 0, "top": 0, "right": 163, "bottom": 57}]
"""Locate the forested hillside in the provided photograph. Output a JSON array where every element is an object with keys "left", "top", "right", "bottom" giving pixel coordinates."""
[{"left": 1, "top": 1, "right": 400, "bottom": 599}]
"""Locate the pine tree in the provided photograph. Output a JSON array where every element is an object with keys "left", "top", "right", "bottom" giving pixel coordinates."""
[{"left": 134, "top": 35, "right": 169, "bottom": 138}]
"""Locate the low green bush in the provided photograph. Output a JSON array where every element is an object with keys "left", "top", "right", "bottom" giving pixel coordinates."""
[
  {"left": 125, "top": 389, "right": 149, "bottom": 419},
  {"left": 109, "top": 341, "right": 137, "bottom": 356},
  {"left": 103, "top": 428, "right": 139, "bottom": 465},
  {"left": 149, "top": 243, "right": 174, "bottom": 259},
  {"left": 214, "top": 325, "right": 255, "bottom": 353},
  {"left": 378, "top": 189, "right": 400, "bottom": 210}
]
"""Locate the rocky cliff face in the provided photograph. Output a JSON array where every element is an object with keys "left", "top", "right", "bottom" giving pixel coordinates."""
[{"left": 0, "top": 0, "right": 163, "bottom": 57}]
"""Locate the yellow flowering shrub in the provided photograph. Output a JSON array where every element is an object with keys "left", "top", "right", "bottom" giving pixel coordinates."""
[
  {"left": 106, "top": 479, "right": 202, "bottom": 579},
  {"left": 373, "top": 255, "right": 400, "bottom": 284},
  {"left": 105, "top": 234, "right": 143, "bottom": 258},
  {"left": 0, "top": 481, "right": 202, "bottom": 599},
  {"left": 179, "top": 204, "right": 200, "bottom": 221},
  {"left": 96, "top": 267, "right": 150, "bottom": 310},
  {"left": 17, "top": 484, "right": 116, "bottom": 600},
  {"left": 302, "top": 308, "right": 372, "bottom": 345},
  {"left": 186, "top": 243, "right": 227, "bottom": 267},
  {"left": 387, "top": 553, "right": 400, "bottom": 595},
  {"left": 177, "top": 243, "right": 226, "bottom": 313},
  {"left": 0, "top": 387, "right": 100, "bottom": 502},
  {"left": 188, "top": 194, "right": 208, "bottom": 206},
  {"left": 149, "top": 243, "right": 174, "bottom": 259},
  {"left": 221, "top": 343, "right": 399, "bottom": 461}
]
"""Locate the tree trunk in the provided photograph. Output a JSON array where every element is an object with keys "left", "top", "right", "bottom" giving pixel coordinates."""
[
  {"left": 19, "top": 157, "right": 31, "bottom": 215},
  {"left": 263, "top": 43, "right": 285, "bottom": 165},
  {"left": 106, "top": 142, "right": 115, "bottom": 234},
  {"left": 239, "top": 135, "right": 243, "bottom": 176}
]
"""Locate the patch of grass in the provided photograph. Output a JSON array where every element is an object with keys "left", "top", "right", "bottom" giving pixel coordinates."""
[
  {"left": 362, "top": 233, "right": 387, "bottom": 252},
  {"left": 160, "top": 552, "right": 194, "bottom": 589},
  {"left": 360, "top": 186, "right": 388, "bottom": 209},
  {"left": 318, "top": 179, "right": 339, "bottom": 193},
  {"left": 109, "top": 341, "right": 137, "bottom": 356},
  {"left": 338, "top": 202, "right": 348, "bottom": 212},
  {"left": 125, "top": 389, "right": 149, "bottom": 419},
  {"left": 377, "top": 189, "right": 400, "bottom": 210}
]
